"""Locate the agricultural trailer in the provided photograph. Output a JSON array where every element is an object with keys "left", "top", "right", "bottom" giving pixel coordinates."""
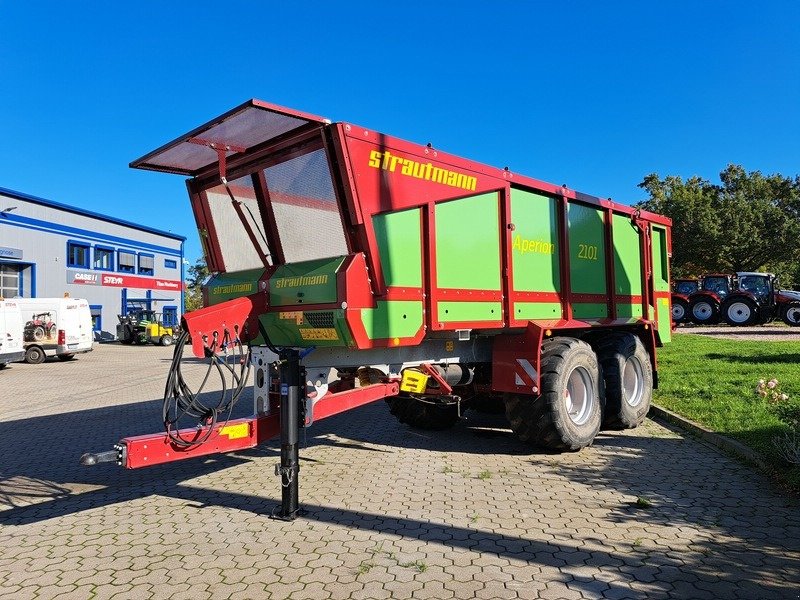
[{"left": 81, "top": 99, "right": 673, "bottom": 519}]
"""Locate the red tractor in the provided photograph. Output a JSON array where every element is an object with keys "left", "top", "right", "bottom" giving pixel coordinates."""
[
  {"left": 721, "top": 272, "right": 800, "bottom": 326},
  {"left": 670, "top": 278, "right": 699, "bottom": 324},
  {"left": 23, "top": 311, "right": 57, "bottom": 342},
  {"left": 674, "top": 274, "right": 733, "bottom": 325}
]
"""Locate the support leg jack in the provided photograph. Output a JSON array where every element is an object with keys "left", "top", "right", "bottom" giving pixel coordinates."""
[{"left": 273, "top": 348, "right": 303, "bottom": 521}]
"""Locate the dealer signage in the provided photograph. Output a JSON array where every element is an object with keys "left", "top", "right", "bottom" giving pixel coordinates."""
[
  {"left": 67, "top": 270, "right": 183, "bottom": 291},
  {"left": 0, "top": 246, "right": 23, "bottom": 260}
]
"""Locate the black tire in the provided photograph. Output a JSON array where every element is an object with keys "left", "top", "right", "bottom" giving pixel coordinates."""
[
  {"left": 32, "top": 326, "right": 45, "bottom": 341},
  {"left": 671, "top": 299, "right": 688, "bottom": 324},
  {"left": 782, "top": 302, "right": 800, "bottom": 326},
  {"left": 57, "top": 353, "right": 75, "bottom": 361},
  {"left": 504, "top": 337, "right": 602, "bottom": 451},
  {"left": 120, "top": 337, "right": 134, "bottom": 345},
  {"left": 25, "top": 346, "right": 45, "bottom": 364},
  {"left": 596, "top": 333, "right": 653, "bottom": 430},
  {"left": 721, "top": 297, "right": 758, "bottom": 326},
  {"left": 386, "top": 396, "right": 460, "bottom": 430},
  {"left": 469, "top": 393, "right": 506, "bottom": 414},
  {"left": 0, "top": 363, "right": 7, "bottom": 370},
  {"left": 689, "top": 298, "right": 719, "bottom": 325},
  {"left": 159, "top": 334, "right": 174, "bottom": 347}
]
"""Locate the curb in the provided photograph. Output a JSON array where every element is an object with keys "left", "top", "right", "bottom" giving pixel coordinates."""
[{"left": 649, "top": 404, "right": 773, "bottom": 473}]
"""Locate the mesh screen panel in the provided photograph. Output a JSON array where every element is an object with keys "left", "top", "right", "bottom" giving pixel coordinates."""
[
  {"left": 138, "top": 106, "right": 310, "bottom": 174},
  {"left": 265, "top": 149, "right": 348, "bottom": 263},
  {"left": 205, "top": 175, "right": 272, "bottom": 272}
]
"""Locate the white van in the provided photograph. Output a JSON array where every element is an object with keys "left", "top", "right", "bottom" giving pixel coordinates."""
[
  {"left": 15, "top": 297, "right": 94, "bottom": 363},
  {"left": 0, "top": 299, "right": 25, "bottom": 368}
]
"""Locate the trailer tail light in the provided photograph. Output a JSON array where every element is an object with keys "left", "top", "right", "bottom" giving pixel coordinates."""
[{"left": 58, "top": 329, "right": 66, "bottom": 345}]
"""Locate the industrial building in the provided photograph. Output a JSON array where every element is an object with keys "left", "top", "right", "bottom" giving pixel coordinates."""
[{"left": 0, "top": 186, "right": 185, "bottom": 340}]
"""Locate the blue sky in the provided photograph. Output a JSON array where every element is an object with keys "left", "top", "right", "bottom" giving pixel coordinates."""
[{"left": 1, "top": 1, "right": 798, "bottom": 263}]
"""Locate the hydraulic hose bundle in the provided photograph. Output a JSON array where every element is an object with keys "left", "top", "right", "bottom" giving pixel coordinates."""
[{"left": 162, "top": 328, "right": 252, "bottom": 448}]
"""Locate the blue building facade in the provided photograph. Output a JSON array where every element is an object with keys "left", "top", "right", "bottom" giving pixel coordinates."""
[{"left": 0, "top": 187, "right": 186, "bottom": 340}]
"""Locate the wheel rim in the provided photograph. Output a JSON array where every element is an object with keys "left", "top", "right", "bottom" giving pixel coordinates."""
[
  {"left": 692, "top": 302, "right": 713, "bottom": 320},
  {"left": 565, "top": 366, "right": 593, "bottom": 426},
  {"left": 727, "top": 302, "right": 751, "bottom": 324},
  {"left": 787, "top": 308, "right": 800, "bottom": 325},
  {"left": 622, "top": 357, "right": 644, "bottom": 408},
  {"left": 672, "top": 304, "right": 685, "bottom": 320}
]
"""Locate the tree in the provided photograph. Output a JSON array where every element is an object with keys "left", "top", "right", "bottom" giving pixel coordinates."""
[
  {"left": 184, "top": 257, "right": 209, "bottom": 312},
  {"left": 637, "top": 165, "right": 800, "bottom": 285}
]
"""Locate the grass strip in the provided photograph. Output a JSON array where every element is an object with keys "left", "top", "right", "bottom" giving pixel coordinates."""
[{"left": 654, "top": 332, "right": 800, "bottom": 491}]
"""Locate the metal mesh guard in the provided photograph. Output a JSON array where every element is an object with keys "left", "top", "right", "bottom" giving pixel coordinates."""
[{"left": 303, "top": 312, "right": 335, "bottom": 328}]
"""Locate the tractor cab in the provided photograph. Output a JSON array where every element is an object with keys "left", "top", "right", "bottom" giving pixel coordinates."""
[
  {"left": 673, "top": 278, "right": 699, "bottom": 296},
  {"left": 127, "top": 308, "right": 158, "bottom": 323},
  {"left": 736, "top": 272, "right": 776, "bottom": 305},
  {"left": 700, "top": 274, "right": 733, "bottom": 298}
]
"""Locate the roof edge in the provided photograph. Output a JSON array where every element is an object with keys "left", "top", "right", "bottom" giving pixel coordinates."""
[{"left": 0, "top": 186, "right": 187, "bottom": 243}]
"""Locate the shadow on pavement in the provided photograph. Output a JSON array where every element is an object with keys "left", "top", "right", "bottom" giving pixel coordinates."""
[{"left": 1, "top": 397, "right": 799, "bottom": 597}]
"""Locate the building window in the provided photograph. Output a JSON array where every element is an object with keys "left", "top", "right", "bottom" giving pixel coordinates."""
[
  {"left": 67, "top": 241, "right": 90, "bottom": 268},
  {"left": 138, "top": 253, "right": 155, "bottom": 276},
  {"left": 94, "top": 246, "right": 114, "bottom": 271},
  {"left": 164, "top": 259, "right": 177, "bottom": 269},
  {"left": 0, "top": 264, "right": 21, "bottom": 298},
  {"left": 118, "top": 250, "right": 135, "bottom": 273}
]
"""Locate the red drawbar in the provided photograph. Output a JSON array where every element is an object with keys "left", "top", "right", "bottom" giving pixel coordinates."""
[{"left": 121, "top": 382, "right": 400, "bottom": 469}]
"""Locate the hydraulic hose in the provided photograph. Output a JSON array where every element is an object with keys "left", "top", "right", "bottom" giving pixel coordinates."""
[{"left": 162, "top": 328, "right": 252, "bottom": 448}]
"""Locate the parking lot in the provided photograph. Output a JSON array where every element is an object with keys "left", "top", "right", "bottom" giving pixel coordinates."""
[{"left": 1, "top": 343, "right": 799, "bottom": 599}]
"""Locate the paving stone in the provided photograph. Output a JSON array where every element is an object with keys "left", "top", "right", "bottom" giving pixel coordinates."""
[{"left": 0, "top": 344, "right": 798, "bottom": 599}]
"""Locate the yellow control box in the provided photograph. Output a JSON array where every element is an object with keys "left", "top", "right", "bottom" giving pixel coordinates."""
[{"left": 400, "top": 369, "right": 429, "bottom": 393}]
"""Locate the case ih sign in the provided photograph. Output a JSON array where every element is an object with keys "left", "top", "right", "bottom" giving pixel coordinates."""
[{"left": 67, "top": 270, "right": 183, "bottom": 291}]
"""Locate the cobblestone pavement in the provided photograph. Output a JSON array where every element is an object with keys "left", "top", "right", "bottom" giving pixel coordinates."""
[{"left": 1, "top": 344, "right": 798, "bottom": 599}]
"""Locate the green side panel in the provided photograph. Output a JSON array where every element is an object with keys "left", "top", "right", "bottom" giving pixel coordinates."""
[
  {"left": 373, "top": 209, "right": 422, "bottom": 288},
  {"left": 616, "top": 303, "right": 644, "bottom": 318},
  {"left": 651, "top": 227, "right": 670, "bottom": 292},
  {"left": 438, "top": 301, "right": 502, "bottom": 322},
  {"left": 514, "top": 302, "right": 562, "bottom": 320},
  {"left": 360, "top": 301, "right": 423, "bottom": 340},
  {"left": 572, "top": 303, "right": 609, "bottom": 319},
  {"left": 568, "top": 203, "right": 607, "bottom": 294},
  {"left": 651, "top": 226, "right": 672, "bottom": 342},
  {"left": 510, "top": 189, "right": 560, "bottom": 293},
  {"left": 269, "top": 256, "right": 345, "bottom": 306},
  {"left": 656, "top": 297, "right": 672, "bottom": 342},
  {"left": 260, "top": 309, "right": 352, "bottom": 347},
  {"left": 435, "top": 193, "right": 501, "bottom": 290},
  {"left": 612, "top": 214, "right": 642, "bottom": 296},
  {"left": 204, "top": 268, "right": 265, "bottom": 305}
]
